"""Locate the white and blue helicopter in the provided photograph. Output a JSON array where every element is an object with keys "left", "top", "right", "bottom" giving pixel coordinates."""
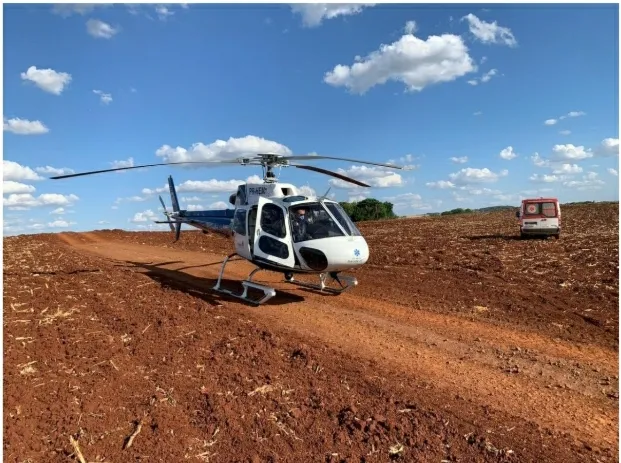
[{"left": 50, "top": 153, "right": 404, "bottom": 305}]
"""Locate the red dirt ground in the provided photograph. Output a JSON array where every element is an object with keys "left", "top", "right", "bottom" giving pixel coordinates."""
[{"left": 4, "top": 202, "right": 619, "bottom": 462}]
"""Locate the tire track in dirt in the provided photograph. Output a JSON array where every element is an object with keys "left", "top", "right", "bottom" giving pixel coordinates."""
[{"left": 55, "top": 233, "right": 620, "bottom": 453}]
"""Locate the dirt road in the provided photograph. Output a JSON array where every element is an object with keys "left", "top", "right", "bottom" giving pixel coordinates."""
[{"left": 57, "top": 229, "right": 618, "bottom": 458}]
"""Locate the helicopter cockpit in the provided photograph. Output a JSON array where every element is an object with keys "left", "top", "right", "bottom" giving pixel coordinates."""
[{"left": 288, "top": 201, "right": 361, "bottom": 243}]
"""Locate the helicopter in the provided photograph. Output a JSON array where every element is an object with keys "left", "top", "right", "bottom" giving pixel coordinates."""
[{"left": 50, "top": 152, "right": 405, "bottom": 305}]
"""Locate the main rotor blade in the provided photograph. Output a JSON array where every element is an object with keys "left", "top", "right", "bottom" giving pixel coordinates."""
[
  {"left": 284, "top": 155, "right": 403, "bottom": 169},
  {"left": 48, "top": 160, "right": 243, "bottom": 179},
  {"left": 293, "top": 164, "right": 370, "bottom": 188}
]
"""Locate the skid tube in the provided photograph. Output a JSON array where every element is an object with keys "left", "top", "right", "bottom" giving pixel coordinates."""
[
  {"left": 284, "top": 271, "right": 358, "bottom": 294},
  {"left": 212, "top": 253, "right": 277, "bottom": 305}
]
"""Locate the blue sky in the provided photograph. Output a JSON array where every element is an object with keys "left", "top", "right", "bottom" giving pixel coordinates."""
[{"left": 3, "top": 2, "right": 619, "bottom": 235}]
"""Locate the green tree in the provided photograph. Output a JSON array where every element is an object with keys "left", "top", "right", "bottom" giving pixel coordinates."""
[{"left": 339, "top": 198, "right": 397, "bottom": 222}]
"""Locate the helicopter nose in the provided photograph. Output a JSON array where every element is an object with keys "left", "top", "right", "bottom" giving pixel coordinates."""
[{"left": 328, "top": 237, "right": 369, "bottom": 271}]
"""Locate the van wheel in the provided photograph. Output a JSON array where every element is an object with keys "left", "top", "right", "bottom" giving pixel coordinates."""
[{"left": 553, "top": 234, "right": 560, "bottom": 240}]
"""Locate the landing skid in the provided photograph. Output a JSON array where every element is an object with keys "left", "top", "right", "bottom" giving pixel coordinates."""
[
  {"left": 284, "top": 271, "right": 358, "bottom": 295},
  {"left": 212, "top": 253, "right": 276, "bottom": 306},
  {"left": 212, "top": 253, "right": 358, "bottom": 305}
]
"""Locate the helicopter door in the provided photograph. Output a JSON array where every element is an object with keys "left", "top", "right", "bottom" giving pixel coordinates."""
[{"left": 254, "top": 197, "right": 295, "bottom": 268}]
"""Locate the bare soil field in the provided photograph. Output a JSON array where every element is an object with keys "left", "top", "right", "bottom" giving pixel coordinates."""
[{"left": 4, "top": 202, "right": 619, "bottom": 463}]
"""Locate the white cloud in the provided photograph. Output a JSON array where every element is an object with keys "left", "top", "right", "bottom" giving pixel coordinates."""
[
  {"left": 111, "top": 157, "right": 134, "bottom": 169},
  {"left": 52, "top": 4, "right": 109, "bottom": 16},
  {"left": 450, "top": 156, "right": 468, "bottom": 164},
  {"left": 467, "top": 68, "right": 498, "bottom": 85},
  {"left": 426, "top": 180, "right": 456, "bottom": 189},
  {"left": 3, "top": 181, "right": 36, "bottom": 195},
  {"left": 473, "top": 111, "right": 482, "bottom": 116},
  {"left": 545, "top": 111, "right": 586, "bottom": 126},
  {"left": 20, "top": 66, "right": 72, "bottom": 95},
  {"left": 559, "top": 111, "right": 586, "bottom": 120},
  {"left": 3, "top": 161, "right": 44, "bottom": 182},
  {"left": 50, "top": 207, "right": 66, "bottom": 215},
  {"left": 529, "top": 174, "right": 564, "bottom": 183},
  {"left": 461, "top": 13, "right": 517, "bottom": 47},
  {"left": 562, "top": 171, "right": 605, "bottom": 190},
  {"left": 323, "top": 27, "right": 476, "bottom": 94},
  {"left": 48, "top": 220, "right": 76, "bottom": 228},
  {"left": 93, "top": 89, "right": 113, "bottom": 104},
  {"left": 328, "top": 165, "right": 404, "bottom": 189},
  {"left": 404, "top": 20, "right": 417, "bottom": 34},
  {"left": 35, "top": 166, "right": 76, "bottom": 176},
  {"left": 86, "top": 19, "right": 119, "bottom": 38},
  {"left": 175, "top": 177, "right": 256, "bottom": 194},
  {"left": 298, "top": 185, "right": 317, "bottom": 197},
  {"left": 130, "top": 209, "right": 158, "bottom": 223},
  {"left": 386, "top": 154, "right": 420, "bottom": 170},
  {"left": 3, "top": 117, "right": 49, "bottom": 135},
  {"left": 3, "top": 193, "right": 79, "bottom": 209},
  {"left": 155, "top": 5, "right": 174, "bottom": 20},
  {"left": 290, "top": 3, "right": 375, "bottom": 27},
  {"left": 559, "top": 130, "right": 571, "bottom": 135},
  {"left": 499, "top": 146, "right": 517, "bottom": 160},
  {"left": 156, "top": 135, "right": 291, "bottom": 163},
  {"left": 551, "top": 144, "right": 593, "bottom": 161},
  {"left": 552, "top": 163, "right": 583, "bottom": 174},
  {"left": 116, "top": 195, "right": 148, "bottom": 203},
  {"left": 531, "top": 152, "right": 549, "bottom": 167},
  {"left": 607, "top": 168, "right": 618, "bottom": 176},
  {"left": 209, "top": 201, "right": 229, "bottom": 210},
  {"left": 596, "top": 138, "right": 619, "bottom": 157},
  {"left": 385, "top": 192, "right": 433, "bottom": 211},
  {"left": 180, "top": 196, "right": 202, "bottom": 203},
  {"left": 464, "top": 187, "right": 502, "bottom": 196},
  {"left": 448, "top": 167, "right": 508, "bottom": 184},
  {"left": 186, "top": 204, "right": 205, "bottom": 211}
]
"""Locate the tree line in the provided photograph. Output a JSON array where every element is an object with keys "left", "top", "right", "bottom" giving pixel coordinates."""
[{"left": 338, "top": 198, "right": 397, "bottom": 222}]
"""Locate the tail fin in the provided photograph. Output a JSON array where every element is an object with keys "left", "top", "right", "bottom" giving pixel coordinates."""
[{"left": 168, "top": 175, "right": 181, "bottom": 212}]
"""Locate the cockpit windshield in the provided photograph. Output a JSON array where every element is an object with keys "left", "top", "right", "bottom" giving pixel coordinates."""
[
  {"left": 289, "top": 202, "right": 345, "bottom": 243},
  {"left": 288, "top": 201, "right": 361, "bottom": 243},
  {"left": 324, "top": 201, "right": 362, "bottom": 236}
]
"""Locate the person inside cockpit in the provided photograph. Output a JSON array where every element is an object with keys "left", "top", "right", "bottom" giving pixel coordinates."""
[{"left": 291, "top": 206, "right": 309, "bottom": 242}]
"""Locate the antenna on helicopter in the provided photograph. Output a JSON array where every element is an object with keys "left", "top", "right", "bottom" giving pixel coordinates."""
[{"left": 318, "top": 186, "right": 332, "bottom": 201}]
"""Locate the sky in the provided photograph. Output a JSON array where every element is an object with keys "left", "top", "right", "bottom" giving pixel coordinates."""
[{"left": 3, "top": 2, "right": 620, "bottom": 236}]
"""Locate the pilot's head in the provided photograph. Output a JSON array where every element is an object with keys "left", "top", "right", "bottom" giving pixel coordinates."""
[{"left": 295, "top": 207, "right": 306, "bottom": 216}]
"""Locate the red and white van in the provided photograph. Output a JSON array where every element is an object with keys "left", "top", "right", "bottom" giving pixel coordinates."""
[{"left": 516, "top": 197, "right": 561, "bottom": 239}]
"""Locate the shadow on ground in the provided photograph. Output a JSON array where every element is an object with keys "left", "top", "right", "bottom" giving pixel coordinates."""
[{"left": 116, "top": 260, "right": 305, "bottom": 306}]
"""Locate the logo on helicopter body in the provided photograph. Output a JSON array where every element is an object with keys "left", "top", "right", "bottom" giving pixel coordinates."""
[{"left": 347, "top": 248, "right": 363, "bottom": 264}]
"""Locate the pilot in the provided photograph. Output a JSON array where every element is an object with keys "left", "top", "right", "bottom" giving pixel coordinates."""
[{"left": 291, "top": 207, "right": 309, "bottom": 242}]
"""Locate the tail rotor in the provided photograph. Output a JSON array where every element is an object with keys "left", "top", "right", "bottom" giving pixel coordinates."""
[{"left": 156, "top": 176, "right": 182, "bottom": 241}]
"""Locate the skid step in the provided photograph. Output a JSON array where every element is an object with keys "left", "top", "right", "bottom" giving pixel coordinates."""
[{"left": 212, "top": 253, "right": 277, "bottom": 305}]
